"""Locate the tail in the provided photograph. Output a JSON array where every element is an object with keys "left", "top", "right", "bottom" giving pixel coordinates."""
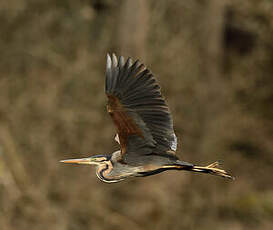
[{"left": 188, "top": 161, "right": 234, "bottom": 180}]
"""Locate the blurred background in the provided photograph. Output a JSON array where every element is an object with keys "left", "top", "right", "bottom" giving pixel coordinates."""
[{"left": 0, "top": 0, "right": 273, "bottom": 229}]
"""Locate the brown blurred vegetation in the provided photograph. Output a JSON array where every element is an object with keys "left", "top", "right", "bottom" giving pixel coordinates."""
[{"left": 0, "top": 0, "right": 273, "bottom": 229}]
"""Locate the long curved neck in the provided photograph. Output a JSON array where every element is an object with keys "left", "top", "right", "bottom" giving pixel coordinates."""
[{"left": 96, "top": 161, "right": 123, "bottom": 183}]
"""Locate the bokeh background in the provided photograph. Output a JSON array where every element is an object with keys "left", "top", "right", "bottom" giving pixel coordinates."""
[{"left": 0, "top": 0, "right": 273, "bottom": 229}]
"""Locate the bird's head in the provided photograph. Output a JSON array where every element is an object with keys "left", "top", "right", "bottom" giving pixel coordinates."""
[
  {"left": 60, "top": 155, "right": 110, "bottom": 166},
  {"left": 60, "top": 154, "right": 122, "bottom": 183}
]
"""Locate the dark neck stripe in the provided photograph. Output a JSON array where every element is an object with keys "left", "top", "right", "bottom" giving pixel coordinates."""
[{"left": 97, "top": 162, "right": 122, "bottom": 183}]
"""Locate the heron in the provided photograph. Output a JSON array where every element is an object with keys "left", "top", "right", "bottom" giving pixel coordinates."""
[{"left": 61, "top": 54, "right": 234, "bottom": 183}]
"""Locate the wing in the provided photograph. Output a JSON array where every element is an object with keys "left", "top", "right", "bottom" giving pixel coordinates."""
[{"left": 105, "top": 53, "right": 177, "bottom": 158}]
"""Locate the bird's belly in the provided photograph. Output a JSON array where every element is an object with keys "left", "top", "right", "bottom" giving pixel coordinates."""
[{"left": 109, "top": 164, "right": 143, "bottom": 178}]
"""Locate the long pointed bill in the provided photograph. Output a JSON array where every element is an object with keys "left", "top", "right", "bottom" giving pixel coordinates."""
[{"left": 60, "top": 157, "right": 94, "bottom": 165}]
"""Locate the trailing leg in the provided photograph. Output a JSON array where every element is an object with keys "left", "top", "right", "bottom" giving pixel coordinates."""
[{"left": 189, "top": 161, "right": 234, "bottom": 179}]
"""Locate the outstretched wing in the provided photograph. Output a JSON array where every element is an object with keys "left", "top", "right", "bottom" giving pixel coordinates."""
[{"left": 105, "top": 53, "right": 177, "bottom": 157}]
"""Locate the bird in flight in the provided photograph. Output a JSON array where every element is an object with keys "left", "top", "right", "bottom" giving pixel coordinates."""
[{"left": 61, "top": 54, "right": 234, "bottom": 183}]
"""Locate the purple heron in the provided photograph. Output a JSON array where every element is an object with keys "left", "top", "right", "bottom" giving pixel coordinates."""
[{"left": 61, "top": 54, "right": 233, "bottom": 183}]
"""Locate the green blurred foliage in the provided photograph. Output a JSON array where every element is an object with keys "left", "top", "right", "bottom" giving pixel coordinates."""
[{"left": 0, "top": 0, "right": 272, "bottom": 229}]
